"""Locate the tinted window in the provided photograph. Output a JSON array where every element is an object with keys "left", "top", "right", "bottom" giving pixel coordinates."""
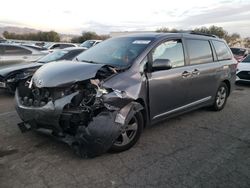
[
  {"left": 213, "top": 41, "right": 232, "bottom": 61},
  {"left": 51, "top": 44, "right": 60, "bottom": 49},
  {"left": 230, "top": 48, "right": 246, "bottom": 56},
  {"left": 63, "top": 49, "right": 85, "bottom": 60},
  {"left": 0, "top": 46, "right": 4, "bottom": 55},
  {"left": 242, "top": 55, "right": 250, "bottom": 63},
  {"left": 38, "top": 50, "right": 68, "bottom": 63},
  {"left": 152, "top": 39, "right": 185, "bottom": 67},
  {"left": 4, "top": 45, "right": 32, "bottom": 55},
  {"left": 60, "top": 44, "right": 75, "bottom": 49},
  {"left": 186, "top": 39, "right": 213, "bottom": 64}
]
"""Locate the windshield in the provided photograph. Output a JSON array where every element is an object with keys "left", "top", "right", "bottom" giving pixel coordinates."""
[
  {"left": 80, "top": 40, "right": 95, "bottom": 48},
  {"left": 77, "top": 37, "right": 153, "bottom": 67},
  {"left": 38, "top": 50, "right": 68, "bottom": 63},
  {"left": 231, "top": 48, "right": 246, "bottom": 56},
  {"left": 242, "top": 55, "right": 250, "bottom": 63},
  {"left": 43, "top": 43, "right": 53, "bottom": 49}
]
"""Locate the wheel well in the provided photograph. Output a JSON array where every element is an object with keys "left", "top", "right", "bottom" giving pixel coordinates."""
[
  {"left": 135, "top": 98, "right": 148, "bottom": 127},
  {"left": 222, "top": 80, "right": 231, "bottom": 96}
]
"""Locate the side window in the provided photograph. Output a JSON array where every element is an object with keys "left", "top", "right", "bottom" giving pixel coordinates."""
[
  {"left": 186, "top": 39, "right": 213, "bottom": 65},
  {"left": 212, "top": 41, "right": 232, "bottom": 61},
  {"left": 152, "top": 39, "right": 185, "bottom": 68},
  {"left": 60, "top": 44, "right": 75, "bottom": 49},
  {"left": 51, "top": 44, "right": 60, "bottom": 49},
  {"left": 4, "top": 46, "right": 31, "bottom": 55},
  {"left": 62, "top": 50, "right": 83, "bottom": 60},
  {"left": 0, "top": 46, "right": 4, "bottom": 55}
]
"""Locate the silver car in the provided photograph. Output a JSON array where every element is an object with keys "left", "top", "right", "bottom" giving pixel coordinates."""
[{"left": 0, "top": 44, "right": 47, "bottom": 67}]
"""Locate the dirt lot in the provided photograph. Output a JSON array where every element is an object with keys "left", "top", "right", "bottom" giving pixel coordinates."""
[{"left": 0, "top": 84, "right": 250, "bottom": 188}]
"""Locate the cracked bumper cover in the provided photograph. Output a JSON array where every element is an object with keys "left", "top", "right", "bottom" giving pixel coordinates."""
[{"left": 15, "top": 89, "right": 143, "bottom": 157}]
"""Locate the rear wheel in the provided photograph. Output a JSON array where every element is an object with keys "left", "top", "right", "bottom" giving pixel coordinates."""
[
  {"left": 211, "top": 83, "right": 228, "bottom": 111},
  {"left": 110, "top": 111, "right": 143, "bottom": 152}
]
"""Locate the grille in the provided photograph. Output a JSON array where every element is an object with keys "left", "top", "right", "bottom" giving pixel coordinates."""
[{"left": 237, "top": 71, "right": 250, "bottom": 80}]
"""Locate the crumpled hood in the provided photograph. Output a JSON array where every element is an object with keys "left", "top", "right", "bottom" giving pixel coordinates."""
[
  {"left": 32, "top": 60, "right": 104, "bottom": 88},
  {"left": 0, "top": 62, "right": 42, "bottom": 77}
]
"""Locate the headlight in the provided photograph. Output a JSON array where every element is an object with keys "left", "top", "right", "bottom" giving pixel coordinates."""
[
  {"left": 113, "top": 89, "right": 126, "bottom": 98},
  {"left": 6, "top": 78, "right": 16, "bottom": 83}
]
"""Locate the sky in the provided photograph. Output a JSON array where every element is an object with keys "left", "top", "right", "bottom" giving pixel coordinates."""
[{"left": 0, "top": 0, "right": 250, "bottom": 36}]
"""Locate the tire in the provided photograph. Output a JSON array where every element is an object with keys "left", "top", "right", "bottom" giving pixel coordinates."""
[
  {"left": 211, "top": 82, "right": 229, "bottom": 111},
  {"left": 110, "top": 111, "right": 144, "bottom": 153}
]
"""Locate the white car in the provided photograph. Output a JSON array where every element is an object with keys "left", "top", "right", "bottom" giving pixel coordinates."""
[
  {"left": 80, "top": 40, "right": 102, "bottom": 49},
  {"left": 236, "top": 55, "right": 250, "bottom": 82}
]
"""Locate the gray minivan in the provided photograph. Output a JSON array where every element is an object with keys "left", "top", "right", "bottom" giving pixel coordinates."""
[{"left": 15, "top": 32, "right": 237, "bottom": 157}]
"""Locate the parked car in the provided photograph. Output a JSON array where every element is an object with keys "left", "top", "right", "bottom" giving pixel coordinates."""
[
  {"left": 0, "top": 47, "right": 86, "bottom": 93},
  {"left": 80, "top": 40, "right": 102, "bottom": 49},
  {"left": 21, "top": 44, "right": 47, "bottom": 51},
  {"left": 43, "top": 42, "right": 78, "bottom": 50},
  {"left": 15, "top": 33, "right": 237, "bottom": 158},
  {"left": 0, "top": 44, "right": 47, "bottom": 67},
  {"left": 230, "top": 47, "right": 248, "bottom": 62},
  {"left": 236, "top": 54, "right": 250, "bottom": 83}
]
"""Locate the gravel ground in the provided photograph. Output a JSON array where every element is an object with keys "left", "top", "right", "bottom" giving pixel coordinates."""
[{"left": 0, "top": 83, "right": 250, "bottom": 188}]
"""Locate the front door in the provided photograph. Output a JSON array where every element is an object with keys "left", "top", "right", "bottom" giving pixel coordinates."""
[{"left": 147, "top": 39, "right": 192, "bottom": 121}]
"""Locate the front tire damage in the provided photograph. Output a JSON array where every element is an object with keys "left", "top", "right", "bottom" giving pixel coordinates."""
[
  {"left": 71, "top": 102, "right": 144, "bottom": 158},
  {"left": 110, "top": 111, "right": 143, "bottom": 153}
]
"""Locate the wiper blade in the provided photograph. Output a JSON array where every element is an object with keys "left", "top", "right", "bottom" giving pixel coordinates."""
[{"left": 80, "top": 60, "right": 100, "bottom": 64}]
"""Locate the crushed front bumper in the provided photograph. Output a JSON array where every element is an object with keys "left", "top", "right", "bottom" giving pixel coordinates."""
[
  {"left": 15, "top": 90, "right": 80, "bottom": 132},
  {"left": 15, "top": 89, "right": 144, "bottom": 158}
]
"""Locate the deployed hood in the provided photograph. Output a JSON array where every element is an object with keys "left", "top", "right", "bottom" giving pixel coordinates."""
[
  {"left": 32, "top": 60, "right": 104, "bottom": 88},
  {"left": 0, "top": 62, "right": 42, "bottom": 77}
]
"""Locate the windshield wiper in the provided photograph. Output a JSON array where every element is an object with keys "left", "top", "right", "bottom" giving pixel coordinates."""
[{"left": 80, "top": 60, "right": 100, "bottom": 64}]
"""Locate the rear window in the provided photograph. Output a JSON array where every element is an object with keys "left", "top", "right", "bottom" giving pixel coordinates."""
[
  {"left": 0, "top": 46, "right": 4, "bottom": 55},
  {"left": 212, "top": 41, "right": 232, "bottom": 61},
  {"left": 186, "top": 39, "right": 213, "bottom": 65},
  {"left": 242, "top": 55, "right": 250, "bottom": 63},
  {"left": 59, "top": 44, "right": 75, "bottom": 49},
  {"left": 230, "top": 48, "right": 246, "bottom": 56}
]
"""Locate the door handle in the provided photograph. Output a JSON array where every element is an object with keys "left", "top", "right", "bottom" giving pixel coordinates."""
[
  {"left": 182, "top": 71, "right": 191, "bottom": 78},
  {"left": 23, "top": 56, "right": 28, "bottom": 59},
  {"left": 192, "top": 69, "right": 200, "bottom": 76}
]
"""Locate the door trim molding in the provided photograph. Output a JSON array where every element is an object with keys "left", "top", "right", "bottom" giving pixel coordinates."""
[{"left": 152, "top": 96, "right": 212, "bottom": 120}]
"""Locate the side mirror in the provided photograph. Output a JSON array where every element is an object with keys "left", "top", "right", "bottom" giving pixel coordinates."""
[{"left": 152, "top": 59, "right": 172, "bottom": 71}]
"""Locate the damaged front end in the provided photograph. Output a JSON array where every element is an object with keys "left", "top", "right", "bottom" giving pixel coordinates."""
[{"left": 15, "top": 63, "right": 143, "bottom": 158}]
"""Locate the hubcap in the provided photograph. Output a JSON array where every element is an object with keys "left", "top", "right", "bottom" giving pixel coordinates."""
[
  {"left": 216, "top": 86, "right": 227, "bottom": 108},
  {"left": 114, "top": 116, "right": 138, "bottom": 147}
]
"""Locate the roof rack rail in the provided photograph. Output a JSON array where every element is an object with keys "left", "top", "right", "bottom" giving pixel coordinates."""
[{"left": 189, "top": 31, "right": 218, "bottom": 38}]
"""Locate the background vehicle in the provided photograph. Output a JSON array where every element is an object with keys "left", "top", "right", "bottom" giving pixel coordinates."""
[
  {"left": 230, "top": 47, "right": 249, "bottom": 62},
  {"left": 43, "top": 42, "right": 78, "bottom": 50},
  {"left": 0, "top": 43, "right": 47, "bottom": 67},
  {"left": 21, "top": 44, "right": 47, "bottom": 51},
  {"left": 236, "top": 54, "right": 250, "bottom": 83},
  {"left": 80, "top": 40, "right": 102, "bottom": 49},
  {"left": 0, "top": 47, "right": 86, "bottom": 93},
  {"left": 15, "top": 33, "right": 236, "bottom": 158}
]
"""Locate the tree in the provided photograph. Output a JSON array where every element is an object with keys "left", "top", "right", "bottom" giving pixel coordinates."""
[
  {"left": 3, "top": 30, "right": 60, "bottom": 42},
  {"left": 71, "top": 31, "right": 110, "bottom": 43},
  {"left": 226, "top": 33, "right": 241, "bottom": 46},
  {"left": 156, "top": 27, "right": 184, "bottom": 33},
  {"left": 194, "top": 25, "right": 228, "bottom": 39},
  {"left": 244, "top": 37, "right": 250, "bottom": 48}
]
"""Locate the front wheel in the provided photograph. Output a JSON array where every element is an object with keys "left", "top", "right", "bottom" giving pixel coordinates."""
[
  {"left": 110, "top": 111, "right": 144, "bottom": 152},
  {"left": 211, "top": 83, "right": 228, "bottom": 111}
]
